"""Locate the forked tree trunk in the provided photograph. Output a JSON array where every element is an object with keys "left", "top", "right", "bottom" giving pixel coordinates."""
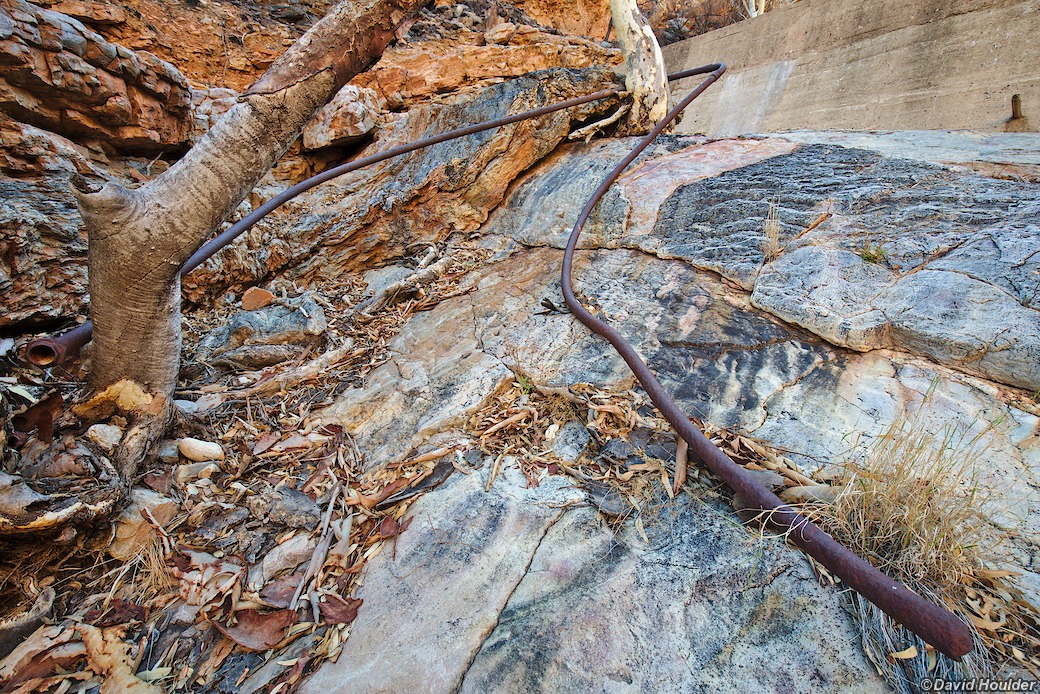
[
  {"left": 608, "top": 0, "right": 669, "bottom": 135},
  {"left": 73, "top": 0, "right": 423, "bottom": 476}
]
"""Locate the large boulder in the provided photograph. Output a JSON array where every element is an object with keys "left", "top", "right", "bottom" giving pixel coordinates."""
[{"left": 302, "top": 467, "right": 887, "bottom": 693}]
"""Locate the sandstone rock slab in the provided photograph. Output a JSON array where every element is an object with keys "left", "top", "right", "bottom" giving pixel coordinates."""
[
  {"left": 300, "top": 466, "right": 586, "bottom": 693},
  {"left": 302, "top": 85, "right": 382, "bottom": 151}
]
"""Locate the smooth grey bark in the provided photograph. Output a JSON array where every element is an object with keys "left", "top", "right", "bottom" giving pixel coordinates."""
[{"left": 609, "top": 0, "right": 669, "bottom": 134}]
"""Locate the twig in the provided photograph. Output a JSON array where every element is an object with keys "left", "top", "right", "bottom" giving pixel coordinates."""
[
  {"left": 235, "top": 340, "right": 356, "bottom": 397},
  {"left": 673, "top": 434, "right": 688, "bottom": 494},
  {"left": 568, "top": 103, "right": 631, "bottom": 143},
  {"left": 485, "top": 446, "right": 510, "bottom": 492},
  {"left": 290, "top": 482, "right": 340, "bottom": 611},
  {"left": 481, "top": 408, "right": 536, "bottom": 438}
]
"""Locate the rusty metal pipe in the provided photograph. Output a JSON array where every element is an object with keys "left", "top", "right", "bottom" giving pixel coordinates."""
[
  {"left": 26, "top": 87, "right": 624, "bottom": 367},
  {"left": 561, "top": 62, "right": 974, "bottom": 659},
  {"left": 24, "top": 321, "right": 92, "bottom": 367}
]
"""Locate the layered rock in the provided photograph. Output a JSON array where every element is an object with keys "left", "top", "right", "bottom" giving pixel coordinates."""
[
  {"left": 351, "top": 5, "right": 620, "bottom": 109},
  {"left": 0, "top": 0, "right": 191, "bottom": 152},
  {"left": 490, "top": 135, "right": 1040, "bottom": 392},
  {"left": 182, "top": 66, "right": 625, "bottom": 303},
  {"left": 86, "top": 0, "right": 333, "bottom": 91},
  {"left": 301, "top": 85, "right": 382, "bottom": 151},
  {"left": 0, "top": 114, "right": 99, "bottom": 327},
  {"left": 30, "top": 0, "right": 126, "bottom": 26},
  {"left": 189, "top": 86, "right": 236, "bottom": 144}
]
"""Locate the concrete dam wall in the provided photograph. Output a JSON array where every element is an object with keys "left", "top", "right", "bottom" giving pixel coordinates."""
[{"left": 663, "top": 0, "right": 1039, "bottom": 136}]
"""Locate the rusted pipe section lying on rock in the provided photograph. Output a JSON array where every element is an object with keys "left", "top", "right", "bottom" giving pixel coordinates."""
[{"left": 561, "top": 62, "right": 974, "bottom": 660}]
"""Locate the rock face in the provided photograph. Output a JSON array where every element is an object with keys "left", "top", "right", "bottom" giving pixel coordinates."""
[
  {"left": 0, "top": 0, "right": 622, "bottom": 328},
  {"left": 302, "top": 131, "right": 1039, "bottom": 690},
  {"left": 302, "top": 467, "right": 887, "bottom": 693},
  {"left": 182, "top": 65, "right": 625, "bottom": 303},
  {"left": 493, "top": 136, "right": 1040, "bottom": 393},
  {"left": 664, "top": 0, "right": 1040, "bottom": 135},
  {"left": 0, "top": 0, "right": 191, "bottom": 152},
  {"left": 0, "top": 115, "right": 94, "bottom": 327},
  {"left": 350, "top": 9, "right": 620, "bottom": 110}
]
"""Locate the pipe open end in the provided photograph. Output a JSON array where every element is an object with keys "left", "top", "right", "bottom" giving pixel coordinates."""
[{"left": 26, "top": 340, "right": 62, "bottom": 367}]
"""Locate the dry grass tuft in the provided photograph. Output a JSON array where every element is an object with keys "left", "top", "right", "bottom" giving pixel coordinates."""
[
  {"left": 814, "top": 405, "right": 1040, "bottom": 690},
  {"left": 828, "top": 414, "right": 990, "bottom": 589},
  {"left": 762, "top": 195, "right": 782, "bottom": 263}
]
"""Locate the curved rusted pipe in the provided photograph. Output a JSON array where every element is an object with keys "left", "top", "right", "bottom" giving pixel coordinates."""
[
  {"left": 561, "top": 62, "right": 974, "bottom": 659},
  {"left": 26, "top": 87, "right": 623, "bottom": 366}
]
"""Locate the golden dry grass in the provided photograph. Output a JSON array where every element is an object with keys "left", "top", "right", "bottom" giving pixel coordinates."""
[
  {"left": 762, "top": 195, "right": 782, "bottom": 262},
  {"left": 828, "top": 414, "right": 990, "bottom": 589},
  {"left": 813, "top": 405, "right": 1040, "bottom": 690}
]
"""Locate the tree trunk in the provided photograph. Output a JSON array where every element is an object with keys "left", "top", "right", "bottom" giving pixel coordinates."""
[
  {"left": 74, "top": 0, "right": 424, "bottom": 477},
  {"left": 608, "top": 0, "right": 669, "bottom": 135}
]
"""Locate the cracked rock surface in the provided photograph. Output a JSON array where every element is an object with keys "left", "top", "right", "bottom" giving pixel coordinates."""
[
  {"left": 302, "top": 466, "right": 886, "bottom": 694},
  {"left": 305, "top": 130, "right": 1039, "bottom": 691}
]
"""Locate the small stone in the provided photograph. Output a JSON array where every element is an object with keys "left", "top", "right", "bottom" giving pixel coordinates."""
[
  {"left": 247, "top": 487, "right": 321, "bottom": 529},
  {"left": 157, "top": 439, "right": 180, "bottom": 464},
  {"left": 85, "top": 423, "right": 122, "bottom": 451},
  {"left": 175, "top": 462, "right": 221, "bottom": 486},
  {"left": 242, "top": 287, "right": 275, "bottom": 311},
  {"left": 107, "top": 488, "right": 178, "bottom": 560},
  {"left": 178, "top": 437, "right": 225, "bottom": 462},
  {"left": 552, "top": 421, "right": 590, "bottom": 463},
  {"left": 174, "top": 399, "right": 198, "bottom": 415},
  {"left": 599, "top": 438, "right": 639, "bottom": 465},
  {"left": 584, "top": 479, "right": 630, "bottom": 519},
  {"left": 485, "top": 22, "right": 515, "bottom": 44}
]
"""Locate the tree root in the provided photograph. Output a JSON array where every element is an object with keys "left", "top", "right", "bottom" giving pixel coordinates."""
[{"left": 0, "top": 467, "right": 124, "bottom": 536}]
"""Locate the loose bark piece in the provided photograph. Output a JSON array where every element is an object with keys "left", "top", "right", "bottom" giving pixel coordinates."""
[
  {"left": 673, "top": 434, "right": 688, "bottom": 494},
  {"left": 75, "top": 624, "right": 161, "bottom": 694},
  {"left": 0, "top": 588, "right": 55, "bottom": 661}
]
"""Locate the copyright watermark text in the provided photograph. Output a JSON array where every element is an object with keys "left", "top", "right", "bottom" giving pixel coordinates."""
[{"left": 921, "top": 679, "right": 1037, "bottom": 692}]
